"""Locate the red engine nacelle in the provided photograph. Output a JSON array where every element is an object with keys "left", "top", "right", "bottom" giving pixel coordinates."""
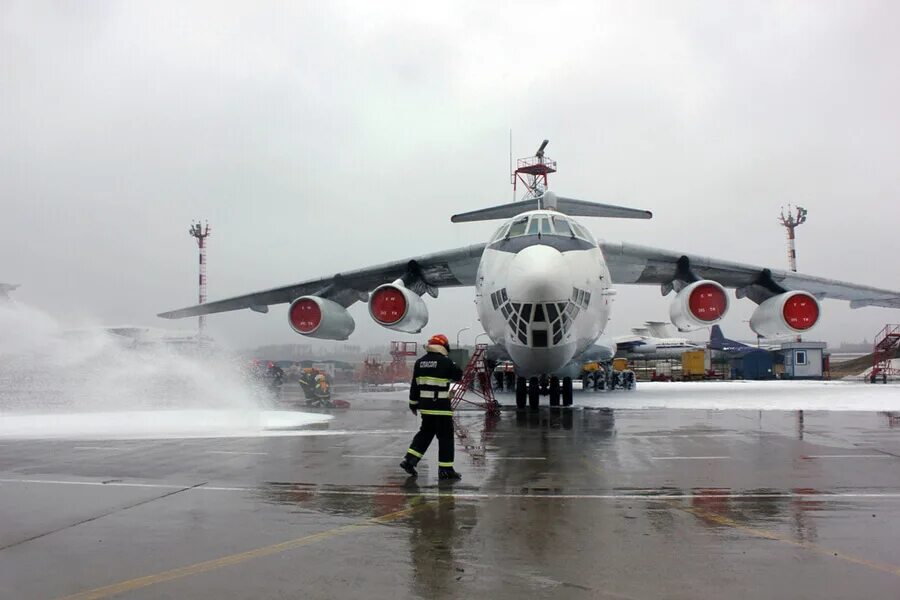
[
  {"left": 749, "top": 291, "right": 820, "bottom": 338},
  {"left": 669, "top": 280, "right": 729, "bottom": 331},
  {"left": 368, "top": 281, "right": 429, "bottom": 333},
  {"left": 288, "top": 296, "right": 355, "bottom": 340}
]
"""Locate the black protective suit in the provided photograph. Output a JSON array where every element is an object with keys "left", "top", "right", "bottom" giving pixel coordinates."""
[{"left": 403, "top": 346, "right": 463, "bottom": 472}]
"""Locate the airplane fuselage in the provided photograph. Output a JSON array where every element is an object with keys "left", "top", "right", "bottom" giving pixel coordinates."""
[
  {"left": 474, "top": 210, "right": 612, "bottom": 377},
  {"left": 617, "top": 338, "right": 703, "bottom": 359}
]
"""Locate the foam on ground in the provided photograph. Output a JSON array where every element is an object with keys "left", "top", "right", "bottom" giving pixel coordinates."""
[{"left": 0, "top": 409, "right": 333, "bottom": 440}]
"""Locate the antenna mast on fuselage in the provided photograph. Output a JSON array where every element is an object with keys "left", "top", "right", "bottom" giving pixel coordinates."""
[{"left": 512, "top": 139, "right": 557, "bottom": 209}]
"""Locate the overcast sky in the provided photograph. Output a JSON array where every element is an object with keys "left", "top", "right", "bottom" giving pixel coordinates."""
[{"left": 2, "top": 1, "right": 899, "bottom": 351}]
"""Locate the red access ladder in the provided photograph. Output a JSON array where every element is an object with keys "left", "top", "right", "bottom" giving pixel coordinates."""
[
  {"left": 450, "top": 344, "right": 500, "bottom": 415},
  {"left": 449, "top": 344, "right": 500, "bottom": 464},
  {"left": 871, "top": 324, "right": 900, "bottom": 382}
]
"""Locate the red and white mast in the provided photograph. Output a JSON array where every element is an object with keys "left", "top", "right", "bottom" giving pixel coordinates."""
[
  {"left": 778, "top": 205, "right": 807, "bottom": 272},
  {"left": 189, "top": 221, "right": 211, "bottom": 337}
]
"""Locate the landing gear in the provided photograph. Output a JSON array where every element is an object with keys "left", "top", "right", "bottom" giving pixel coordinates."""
[
  {"left": 528, "top": 376, "right": 540, "bottom": 411},
  {"left": 515, "top": 376, "right": 527, "bottom": 410},
  {"left": 549, "top": 377, "right": 560, "bottom": 406},
  {"left": 562, "top": 377, "right": 573, "bottom": 406}
]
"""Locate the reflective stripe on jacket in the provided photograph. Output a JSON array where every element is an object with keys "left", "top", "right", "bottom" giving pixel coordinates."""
[{"left": 409, "top": 350, "right": 463, "bottom": 416}]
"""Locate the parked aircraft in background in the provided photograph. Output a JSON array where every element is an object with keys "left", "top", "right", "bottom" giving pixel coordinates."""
[
  {"left": 615, "top": 321, "right": 705, "bottom": 359},
  {"left": 159, "top": 142, "right": 900, "bottom": 409}
]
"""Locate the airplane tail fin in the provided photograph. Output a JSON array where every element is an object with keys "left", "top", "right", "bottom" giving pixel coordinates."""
[
  {"left": 645, "top": 321, "right": 675, "bottom": 339},
  {"left": 451, "top": 191, "right": 652, "bottom": 223},
  {"left": 710, "top": 325, "right": 725, "bottom": 343}
]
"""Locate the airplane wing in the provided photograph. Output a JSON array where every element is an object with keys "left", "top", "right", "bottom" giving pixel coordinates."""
[
  {"left": 158, "top": 244, "right": 486, "bottom": 319},
  {"left": 600, "top": 241, "right": 900, "bottom": 308}
]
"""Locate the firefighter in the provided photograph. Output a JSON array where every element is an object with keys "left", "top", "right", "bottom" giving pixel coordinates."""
[
  {"left": 266, "top": 361, "right": 284, "bottom": 391},
  {"left": 313, "top": 373, "right": 332, "bottom": 407},
  {"left": 299, "top": 368, "right": 316, "bottom": 403},
  {"left": 399, "top": 333, "right": 464, "bottom": 481}
]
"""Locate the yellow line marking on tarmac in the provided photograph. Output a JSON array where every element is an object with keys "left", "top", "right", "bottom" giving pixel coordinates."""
[
  {"left": 57, "top": 505, "right": 420, "bottom": 600},
  {"left": 681, "top": 504, "right": 900, "bottom": 578}
]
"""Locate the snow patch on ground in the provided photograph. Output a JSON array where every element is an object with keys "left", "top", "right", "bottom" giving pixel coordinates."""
[
  {"left": 853, "top": 358, "right": 900, "bottom": 379},
  {"left": 575, "top": 380, "right": 900, "bottom": 411},
  {"left": 362, "top": 380, "right": 900, "bottom": 412}
]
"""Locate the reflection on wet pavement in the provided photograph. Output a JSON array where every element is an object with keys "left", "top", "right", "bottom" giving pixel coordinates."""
[{"left": 2, "top": 392, "right": 900, "bottom": 598}]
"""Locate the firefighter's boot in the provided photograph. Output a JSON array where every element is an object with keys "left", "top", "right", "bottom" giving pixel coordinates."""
[
  {"left": 438, "top": 467, "right": 462, "bottom": 481},
  {"left": 399, "top": 457, "right": 419, "bottom": 477}
]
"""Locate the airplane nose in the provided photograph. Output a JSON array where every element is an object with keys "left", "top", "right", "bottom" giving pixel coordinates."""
[{"left": 507, "top": 244, "right": 571, "bottom": 302}]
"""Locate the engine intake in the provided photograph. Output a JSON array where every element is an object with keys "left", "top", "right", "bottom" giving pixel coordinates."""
[
  {"left": 288, "top": 296, "right": 355, "bottom": 340},
  {"left": 750, "top": 291, "right": 820, "bottom": 338},
  {"left": 669, "top": 280, "right": 729, "bottom": 331},
  {"left": 368, "top": 281, "right": 428, "bottom": 333}
]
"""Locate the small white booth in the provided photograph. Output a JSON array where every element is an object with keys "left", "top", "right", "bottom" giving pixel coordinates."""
[{"left": 779, "top": 341, "right": 827, "bottom": 379}]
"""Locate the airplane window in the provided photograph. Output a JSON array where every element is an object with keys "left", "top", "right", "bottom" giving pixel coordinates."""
[
  {"left": 500, "top": 288, "right": 508, "bottom": 302},
  {"left": 571, "top": 223, "right": 592, "bottom": 241},
  {"left": 527, "top": 218, "right": 540, "bottom": 235},
  {"left": 507, "top": 218, "right": 528, "bottom": 238},
  {"left": 492, "top": 224, "right": 510, "bottom": 242},
  {"left": 491, "top": 293, "right": 499, "bottom": 310},
  {"left": 532, "top": 330, "right": 548, "bottom": 348},
  {"left": 553, "top": 216, "right": 573, "bottom": 237},
  {"left": 517, "top": 331, "right": 528, "bottom": 344},
  {"left": 553, "top": 331, "right": 563, "bottom": 345},
  {"left": 541, "top": 218, "right": 553, "bottom": 235},
  {"left": 547, "top": 303, "right": 559, "bottom": 322},
  {"left": 521, "top": 303, "right": 533, "bottom": 322},
  {"left": 583, "top": 291, "right": 591, "bottom": 306},
  {"left": 533, "top": 304, "right": 545, "bottom": 322}
]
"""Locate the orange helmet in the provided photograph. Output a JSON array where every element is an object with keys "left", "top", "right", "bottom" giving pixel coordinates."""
[{"left": 428, "top": 333, "right": 450, "bottom": 349}]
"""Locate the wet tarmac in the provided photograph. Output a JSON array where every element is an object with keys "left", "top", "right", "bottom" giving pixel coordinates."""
[{"left": 2, "top": 388, "right": 900, "bottom": 599}]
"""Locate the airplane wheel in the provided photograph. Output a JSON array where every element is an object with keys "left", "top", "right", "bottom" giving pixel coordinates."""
[
  {"left": 515, "top": 377, "right": 527, "bottom": 410},
  {"left": 549, "top": 377, "right": 560, "bottom": 406},
  {"left": 562, "top": 377, "right": 573, "bottom": 406},
  {"left": 528, "top": 377, "right": 540, "bottom": 411}
]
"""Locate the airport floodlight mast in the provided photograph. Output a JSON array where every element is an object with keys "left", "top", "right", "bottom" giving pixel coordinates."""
[
  {"left": 189, "top": 221, "right": 211, "bottom": 337},
  {"left": 778, "top": 205, "right": 808, "bottom": 272},
  {"left": 512, "top": 139, "right": 557, "bottom": 207}
]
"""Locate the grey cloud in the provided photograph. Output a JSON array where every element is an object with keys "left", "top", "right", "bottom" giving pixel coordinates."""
[{"left": 1, "top": 1, "right": 898, "bottom": 350}]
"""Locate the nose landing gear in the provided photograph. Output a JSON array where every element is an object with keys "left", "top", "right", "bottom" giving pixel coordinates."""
[
  {"left": 515, "top": 375, "right": 574, "bottom": 410},
  {"left": 549, "top": 377, "right": 560, "bottom": 406},
  {"left": 516, "top": 376, "right": 527, "bottom": 410}
]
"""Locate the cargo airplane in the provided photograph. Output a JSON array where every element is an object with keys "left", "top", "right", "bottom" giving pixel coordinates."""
[
  {"left": 614, "top": 322, "right": 705, "bottom": 360},
  {"left": 159, "top": 150, "right": 900, "bottom": 409}
]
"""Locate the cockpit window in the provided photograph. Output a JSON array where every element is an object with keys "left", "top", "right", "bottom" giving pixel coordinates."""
[
  {"left": 507, "top": 217, "right": 528, "bottom": 238},
  {"left": 552, "top": 216, "right": 573, "bottom": 237},
  {"left": 540, "top": 218, "right": 553, "bottom": 235},
  {"left": 491, "top": 223, "right": 510, "bottom": 242},
  {"left": 571, "top": 223, "right": 592, "bottom": 241},
  {"left": 526, "top": 218, "right": 540, "bottom": 235}
]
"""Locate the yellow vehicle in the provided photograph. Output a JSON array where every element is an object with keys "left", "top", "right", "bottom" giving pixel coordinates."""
[
  {"left": 582, "top": 361, "right": 602, "bottom": 373},
  {"left": 682, "top": 350, "right": 708, "bottom": 379}
]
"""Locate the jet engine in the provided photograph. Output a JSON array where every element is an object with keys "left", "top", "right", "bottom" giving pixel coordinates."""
[
  {"left": 749, "top": 291, "right": 820, "bottom": 338},
  {"left": 669, "top": 280, "right": 729, "bottom": 331},
  {"left": 368, "top": 281, "right": 429, "bottom": 333},
  {"left": 288, "top": 296, "right": 355, "bottom": 340}
]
